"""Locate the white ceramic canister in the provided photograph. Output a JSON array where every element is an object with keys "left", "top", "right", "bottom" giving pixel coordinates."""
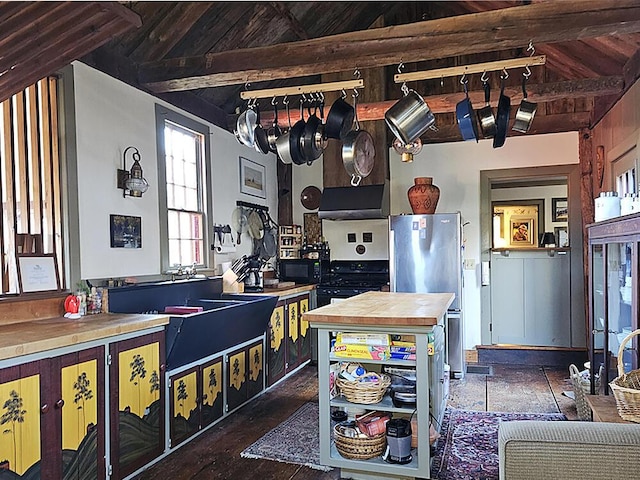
[
  {"left": 594, "top": 191, "right": 621, "bottom": 221},
  {"left": 621, "top": 193, "right": 636, "bottom": 216}
]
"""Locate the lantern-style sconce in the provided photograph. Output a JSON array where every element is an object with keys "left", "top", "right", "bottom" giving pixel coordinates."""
[{"left": 117, "top": 146, "right": 149, "bottom": 198}]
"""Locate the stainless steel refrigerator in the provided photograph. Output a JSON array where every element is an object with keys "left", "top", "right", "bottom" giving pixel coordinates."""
[{"left": 389, "top": 213, "right": 465, "bottom": 378}]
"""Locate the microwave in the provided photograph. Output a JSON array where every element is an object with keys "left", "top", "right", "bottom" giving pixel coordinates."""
[{"left": 279, "top": 259, "right": 327, "bottom": 284}]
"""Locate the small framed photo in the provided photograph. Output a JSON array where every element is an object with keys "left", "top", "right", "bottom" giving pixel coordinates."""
[
  {"left": 554, "top": 226, "right": 569, "bottom": 247},
  {"left": 239, "top": 157, "right": 266, "bottom": 199},
  {"left": 110, "top": 214, "right": 142, "bottom": 248},
  {"left": 17, "top": 254, "right": 60, "bottom": 293},
  {"left": 552, "top": 197, "right": 568, "bottom": 222},
  {"left": 510, "top": 216, "right": 536, "bottom": 246}
]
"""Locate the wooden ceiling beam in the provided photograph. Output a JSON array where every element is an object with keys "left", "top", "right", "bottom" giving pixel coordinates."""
[
  {"left": 254, "top": 76, "right": 623, "bottom": 126},
  {"left": 268, "top": 2, "right": 310, "bottom": 40},
  {"left": 139, "top": 0, "right": 640, "bottom": 92}
]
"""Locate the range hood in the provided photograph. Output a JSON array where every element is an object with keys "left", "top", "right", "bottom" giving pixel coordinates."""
[{"left": 318, "top": 182, "right": 389, "bottom": 220}]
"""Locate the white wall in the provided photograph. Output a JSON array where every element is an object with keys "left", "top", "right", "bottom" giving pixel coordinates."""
[
  {"left": 389, "top": 132, "right": 579, "bottom": 349},
  {"left": 70, "top": 62, "right": 277, "bottom": 279}
]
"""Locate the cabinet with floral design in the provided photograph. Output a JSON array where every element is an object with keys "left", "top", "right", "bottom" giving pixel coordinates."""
[
  {"left": 109, "top": 331, "right": 165, "bottom": 480},
  {"left": 266, "top": 293, "right": 311, "bottom": 387},
  {"left": 168, "top": 356, "right": 223, "bottom": 447},
  {"left": 0, "top": 346, "right": 105, "bottom": 480},
  {"left": 226, "top": 340, "right": 263, "bottom": 413}
]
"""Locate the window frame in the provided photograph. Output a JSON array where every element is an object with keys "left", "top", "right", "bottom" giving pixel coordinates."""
[{"left": 155, "top": 105, "right": 212, "bottom": 273}]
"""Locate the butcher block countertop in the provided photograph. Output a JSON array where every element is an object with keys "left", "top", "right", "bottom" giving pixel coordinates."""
[
  {"left": 303, "top": 291, "right": 454, "bottom": 327},
  {"left": 0, "top": 313, "right": 169, "bottom": 362},
  {"left": 255, "top": 283, "right": 316, "bottom": 296}
]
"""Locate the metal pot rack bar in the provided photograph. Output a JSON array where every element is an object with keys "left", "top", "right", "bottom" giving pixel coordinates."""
[
  {"left": 394, "top": 55, "right": 546, "bottom": 83},
  {"left": 239, "top": 79, "right": 364, "bottom": 100}
]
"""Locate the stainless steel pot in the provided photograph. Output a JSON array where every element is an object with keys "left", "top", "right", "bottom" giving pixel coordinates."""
[
  {"left": 342, "top": 129, "right": 375, "bottom": 186},
  {"left": 384, "top": 89, "right": 435, "bottom": 144},
  {"left": 235, "top": 105, "right": 257, "bottom": 148},
  {"left": 512, "top": 77, "right": 537, "bottom": 134}
]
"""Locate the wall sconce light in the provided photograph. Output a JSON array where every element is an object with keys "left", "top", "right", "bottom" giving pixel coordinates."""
[{"left": 117, "top": 146, "right": 149, "bottom": 198}]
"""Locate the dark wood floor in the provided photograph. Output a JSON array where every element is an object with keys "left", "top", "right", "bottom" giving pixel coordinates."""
[{"left": 133, "top": 363, "right": 578, "bottom": 480}]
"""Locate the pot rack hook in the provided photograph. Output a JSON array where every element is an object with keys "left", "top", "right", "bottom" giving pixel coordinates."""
[
  {"left": 500, "top": 68, "right": 509, "bottom": 80},
  {"left": 440, "top": 75, "right": 444, "bottom": 88},
  {"left": 340, "top": 88, "right": 347, "bottom": 99},
  {"left": 481, "top": 70, "right": 489, "bottom": 83},
  {"left": 271, "top": 96, "right": 277, "bottom": 106},
  {"left": 353, "top": 68, "right": 361, "bottom": 79},
  {"left": 397, "top": 62, "right": 405, "bottom": 74},
  {"left": 460, "top": 73, "right": 468, "bottom": 85}
]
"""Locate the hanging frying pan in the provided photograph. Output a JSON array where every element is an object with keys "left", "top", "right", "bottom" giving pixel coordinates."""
[
  {"left": 276, "top": 100, "right": 294, "bottom": 164},
  {"left": 231, "top": 207, "right": 248, "bottom": 245},
  {"left": 325, "top": 92, "right": 355, "bottom": 140},
  {"left": 342, "top": 91, "right": 375, "bottom": 186},
  {"left": 247, "top": 210, "right": 264, "bottom": 240},
  {"left": 253, "top": 104, "right": 270, "bottom": 154},
  {"left": 455, "top": 78, "right": 479, "bottom": 142},
  {"left": 266, "top": 101, "right": 281, "bottom": 154},
  {"left": 477, "top": 79, "right": 497, "bottom": 139},
  {"left": 512, "top": 76, "right": 537, "bottom": 134},
  {"left": 493, "top": 74, "right": 511, "bottom": 149},
  {"left": 235, "top": 101, "right": 257, "bottom": 148}
]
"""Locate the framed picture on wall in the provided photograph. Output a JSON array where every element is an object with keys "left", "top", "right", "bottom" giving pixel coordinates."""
[
  {"left": 110, "top": 214, "right": 142, "bottom": 248},
  {"left": 554, "top": 226, "right": 569, "bottom": 247},
  {"left": 239, "top": 157, "right": 266, "bottom": 198},
  {"left": 552, "top": 197, "right": 568, "bottom": 222},
  {"left": 510, "top": 216, "right": 536, "bottom": 246}
]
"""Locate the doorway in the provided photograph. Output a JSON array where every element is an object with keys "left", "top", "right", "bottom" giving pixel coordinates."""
[{"left": 479, "top": 165, "right": 585, "bottom": 348}]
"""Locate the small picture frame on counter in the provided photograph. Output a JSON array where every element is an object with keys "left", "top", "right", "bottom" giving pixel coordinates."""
[{"left": 17, "top": 254, "right": 61, "bottom": 293}]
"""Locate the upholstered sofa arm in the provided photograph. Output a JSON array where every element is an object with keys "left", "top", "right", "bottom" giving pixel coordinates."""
[{"left": 498, "top": 420, "right": 640, "bottom": 480}]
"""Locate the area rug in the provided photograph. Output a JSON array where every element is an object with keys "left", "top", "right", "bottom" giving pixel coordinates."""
[
  {"left": 431, "top": 407, "right": 567, "bottom": 480},
  {"left": 240, "top": 402, "right": 332, "bottom": 472}
]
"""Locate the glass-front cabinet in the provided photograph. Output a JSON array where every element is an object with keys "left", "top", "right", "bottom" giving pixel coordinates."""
[{"left": 588, "top": 214, "right": 640, "bottom": 394}]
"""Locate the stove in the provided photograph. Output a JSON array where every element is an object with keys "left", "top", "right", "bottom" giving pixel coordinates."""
[{"left": 317, "top": 260, "right": 389, "bottom": 306}]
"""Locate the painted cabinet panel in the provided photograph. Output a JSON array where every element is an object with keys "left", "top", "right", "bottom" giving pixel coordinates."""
[
  {"left": 200, "top": 358, "right": 223, "bottom": 428},
  {"left": 109, "top": 331, "right": 165, "bottom": 480},
  {"left": 267, "top": 293, "right": 311, "bottom": 387},
  {"left": 0, "top": 347, "right": 105, "bottom": 480},
  {"left": 169, "top": 368, "right": 198, "bottom": 446},
  {"left": 226, "top": 340, "right": 264, "bottom": 413}
]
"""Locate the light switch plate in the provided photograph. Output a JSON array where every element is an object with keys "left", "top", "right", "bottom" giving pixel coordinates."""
[{"left": 463, "top": 259, "right": 476, "bottom": 270}]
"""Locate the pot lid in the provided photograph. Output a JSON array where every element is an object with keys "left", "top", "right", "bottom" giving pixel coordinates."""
[{"left": 300, "top": 185, "right": 321, "bottom": 210}]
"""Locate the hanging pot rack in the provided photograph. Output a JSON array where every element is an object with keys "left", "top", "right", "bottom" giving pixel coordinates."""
[
  {"left": 239, "top": 79, "right": 364, "bottom": 100},
  {"left": 394, "top": 55, "right": 546, "bottom": 83}
]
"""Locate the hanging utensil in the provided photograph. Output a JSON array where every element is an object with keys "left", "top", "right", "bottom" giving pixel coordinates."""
[
  {"left": 235, "top": 98, "right": 257, "bottom": 148},
  {"left": 247, "top": 210, "right": 264, "bottom": 240},
  {"left": 493, "top": 70, "right": 511, "bottom": 149},
  {"left": 253, "top": 103, "right": 270, "bottom": 154},
  {"left": 276, "top": 97, "right": 294, "bottom": 165},
  {"left": 455, "top": 74, "right": 479, "bottom": 142},
  {"left": 342, "top": 88, "right": 375, "bottom": 187},
  {"left": 301, "top": 93, "right": 327, "bottom": 163},
  {"left": 477, "top": 72, "right": 497, "bottom": 139},
  {"left": 512, "top": 73, "right": 537, "bottom": 133},
  {"left": 231, "top": 207, "right": 248, "bottom": 245},
  {"left": 266, "top": 98, "right": 281, "bottom": 154},
  {"left": 325, "top": 89, "right": 355, "bottom": 140}
]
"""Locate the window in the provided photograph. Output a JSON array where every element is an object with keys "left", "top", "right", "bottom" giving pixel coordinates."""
[
  {"left": 0, "top": 77, "right": 64, "bottom": 294},
  {"left": 156, "top": 106, "right": 211, "bottom": 271},
  {"left": 613, "top": 147, "right": 637, "bottom": 196}
]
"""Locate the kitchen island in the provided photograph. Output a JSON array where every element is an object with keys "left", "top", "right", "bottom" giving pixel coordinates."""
[{"left": 303, "top": 291, "right": 454, "bottom": 480}]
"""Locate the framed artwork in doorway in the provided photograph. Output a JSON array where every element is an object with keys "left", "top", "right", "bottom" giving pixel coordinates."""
[
  {"left": 239, "top": 157, "right": 266, "bottom": 198},
  {"left": 554, "top": 226, "right": 569, "bottom": 247},
  {"left": 510, "top": 216, "right": 536, "bottom": 247},
  {"left": 552, "top": 197, "right": 568, "bottom": 222}
]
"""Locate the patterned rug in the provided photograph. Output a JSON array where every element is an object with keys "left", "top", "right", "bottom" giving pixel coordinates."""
[
  {"left": 431, "top": 407, "right": 567, "bottom": 480},
  {"left": 240, "top": 402, "right": 332, "bottom": 472}
]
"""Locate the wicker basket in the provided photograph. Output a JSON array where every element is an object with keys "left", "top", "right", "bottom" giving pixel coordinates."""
[
  {"left": 569, "top": 363, "right": 603, "bottom": 421},
  {"left": 334, "top": 422, "right": 386, "bottom": 460},
  {"left": 609, "top": 329, "right": 640, "bottom": 423},
  {"left": 336, "top": 373, "right": 391, "bottom": 404}
]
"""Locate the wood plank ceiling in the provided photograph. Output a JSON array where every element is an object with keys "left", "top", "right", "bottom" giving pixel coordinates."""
[{"left": 7, "top": 1, "right": 640, "bottom": 144}]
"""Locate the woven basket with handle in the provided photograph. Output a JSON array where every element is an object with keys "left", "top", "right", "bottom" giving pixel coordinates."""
[
  {"left": 569, "top": 363, "right": 603, "bottom": 421},
  {"left": 609, "top": 328, "right": 640, "bottom": 423},
  {"left": 334, "top": 422, "right": 386, "bottom": 460},
  {"left": 336, "top": 372, "right": 391, "bottom": 404}
]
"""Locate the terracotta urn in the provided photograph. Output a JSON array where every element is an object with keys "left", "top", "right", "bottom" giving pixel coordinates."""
[{"left": 407, "top": 177, "right": 440, "bottom": 214}]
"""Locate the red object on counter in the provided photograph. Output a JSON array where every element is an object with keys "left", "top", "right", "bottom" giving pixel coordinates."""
[{"left": 64, "top": 294, "right": 79, "bottom": 314}]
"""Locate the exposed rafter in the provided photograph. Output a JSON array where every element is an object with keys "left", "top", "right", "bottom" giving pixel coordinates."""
[{"left": 139, "top": 0, "right": 640, "bottom": 92}]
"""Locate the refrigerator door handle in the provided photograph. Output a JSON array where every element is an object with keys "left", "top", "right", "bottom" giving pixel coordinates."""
[{"left": 389, "top": 229, "right": 396, "bottom": 292}]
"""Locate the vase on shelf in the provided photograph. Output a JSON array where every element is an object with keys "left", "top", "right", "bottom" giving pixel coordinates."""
[{"left": 407, "top": 177, "right": 440, "bottom": 214}]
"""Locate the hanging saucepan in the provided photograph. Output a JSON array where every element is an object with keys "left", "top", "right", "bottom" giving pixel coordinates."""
[
  {"left": 266, "top": 99, "right": 281, "bottom": 154},
  {"left": 276, "top": 98, "right": 294, "bottom": 164},
  {"left": 455, "top": 76, "right": 479, "bottom": 143},
  {"left": 289, "top": 99, "right": 308, "bottom": 165},
  {"left": 235, "top": 99, "right": 257, "bottom": 148},
  {"left": 477, "top": 76, "right": 497, "bottom": 139},
  {"left": 301, "top": 96, "right": 327, "bottom": 163},
  {"left": 493, "top": 72, "right": 511, "bottom": 149},
  {"left": 254, "top": 104, "right": 270, "bottom": 154},
  {"left": 259, "top": 211, "right": 278, "bottom": 260},
  {"left": 247, "top": 210, "right": 264, "bottom": 240},
  {"left": 385, "top": 87, "right": 436, "bottom": 145},
  {"left": 325, "top": 90, "right": 355, "bottom": 140},
  {"left": 512, "top": 75, "right": 537, "bottom": 134},
  {"left": 342, "top": 90, "right": 375, "bottom": 187}
]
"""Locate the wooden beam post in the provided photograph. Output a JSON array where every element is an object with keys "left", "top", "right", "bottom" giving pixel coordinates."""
[{"left": 579, "top": 127, "right": 594, "bottom": 347}]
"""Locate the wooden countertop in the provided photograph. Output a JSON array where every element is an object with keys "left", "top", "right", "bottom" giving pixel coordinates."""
[
  {"left": 254, "top": 284, "right": 316, "bottom": 296},
  {"left": 303, "top": 291, "right": 454, "bottom": 327},
  {"left": 0, "top": 313, "right": 169, "bottom": 361}
]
